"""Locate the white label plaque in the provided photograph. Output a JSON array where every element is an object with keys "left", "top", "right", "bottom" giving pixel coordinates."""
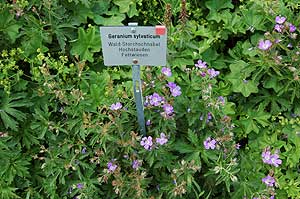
[{"left": 100, "top": 26, "right": 167, "bottom": 66}]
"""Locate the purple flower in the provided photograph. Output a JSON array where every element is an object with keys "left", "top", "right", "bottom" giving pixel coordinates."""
[
  {"left": 207, "top": 112, "right": 212, "bottom": 122},
  {"left": 195, "top": 60, "right": 207, "bottom": 69},
  {"left": 200, "top": 72, "right": 206, "bottom": 77},
  {"left": 161, "top": 67, "right": 172, "bottom": 77},
  {"left": 204, "top": 137, "right": 217, "bottom": 150},
  {"left": 140, "top": 136, "right": 153, "bottom": 150},
  {"left": 218, "top": 96, "right": 225, "bottom": 104},
  {"left": 132, "top": 160, "right": 141, "bottom": 170},
  {"left": 262, "top": 148, "right": 282, "bottom": 167},
  {"left": 270, "top": 196, "right": 275, "bottom": 199},
  {"left": 107, "top": 161, "right": 118, "bottom": 173},
  {"left": 149, "top": 93, "right": 164, "bottom": 106},
  {"left": 162, "top": 103, "right": 174, "bottom": 115},
  {"left": 274, "top": 24, "right": 284, "bottom": 32},
  {"left": 207, "top": 68, "right": 220, "bottom": 78},
  {"left": 262, "top": 175, "right": 275, "bottom": 187},
  {"left": 146, "top": 119, "right": 151, "bottom": 126},
  {"left": 235, "top": 143, "right": 241, "bottom": 149},
  {"left": 270, "top": 154, "right": 282, "bottom": 167},
  {"left": 275, "top": 16, "right": 286, "bottom": 24},
  {"left": 110, "top": 102, "right": 122, "bottom": 110},
  {"left": 262, "top": 150, "right": 272, "bottom": 164},
  {"left": 156, "top": 133, "right": 168, "bottom": 145},
  {"left": 275, "top": 39, "right": 282, "bottom": 43},
  {"left": 77, "top": 183, "right": 84, "bottom": 189},
  {"left": 289, "top": 23, "right": 296, "bottom": 32},
  {"left": 81, "top": 147, "right": 87, "bottom": 154},
  {"left": 166, "top": 82, "right": 181, "bottom": 97},
  {"left": 258, "top": 40, "right": 272, "bottom": 50}
]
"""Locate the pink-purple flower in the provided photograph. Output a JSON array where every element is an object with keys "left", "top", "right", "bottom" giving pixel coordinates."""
[
  {"left": 270, "top": 153, "right": 282, "bottom": 167},
  {"left": 132, "top": 160, "right": 141, "bottom": 170},
  {"left": 195, "top": 60, "right": 207, "bottom": 69},
  {"left": 166, "top": 82, "right": 182, "bottom": 97},
  {"left": 110, "top": 102, "right": 122, "bottom": 110},
  {"left": 204, "top": 137, "right": 217, "bottom": 150},
  {"left": 258, "top": 40, "right": 272, "bottom": 50},
  {"left": 275, "top": 16, "right": 286, "bottom": 24},
  {"left": 162, "top": 103, "right": 174, "bottom": 116},
  {"left": 274, "top": 24, "right": 284, "bottom": 32},
  {"left": 262, "top": 148, "right": 282, "bottom": 167},
  {"left": 262, "top": 175, "right": 275, "bottom": 187},
  {"left": 107, "top": 161, "right": 118, "bottom": 173},
  {"left": 145, "top": 93, "right": 164, "bottom": 107},
  {"left": 161, "top": 67, "right": 172, "bottom": 77},
  {"left": 77, "top": 183, "right": 84, "bottom": 189},
  {"left": 141, "top": 136, "right": 153, "bottom": 150},
  {"left": 146, "top": 119, "right": 151, "bottom": 126},
  {"left": 289, "top": 23, "right": 296, "bottom": 32},
  {"left": 156, "top": 133, "right": 168, "bottom": 145},
  {"left": 207, "top": 68, "right": 220, "bottom": 78}
]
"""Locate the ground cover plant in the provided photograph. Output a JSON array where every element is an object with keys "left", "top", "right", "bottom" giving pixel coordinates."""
[{"left": 1, "top": 0, "right": 300, "bottom": 198}]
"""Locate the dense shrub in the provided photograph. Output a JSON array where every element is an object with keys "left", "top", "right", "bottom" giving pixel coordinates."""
[{"left": 1, "top": 0, "right": 300, "bottom": 199}]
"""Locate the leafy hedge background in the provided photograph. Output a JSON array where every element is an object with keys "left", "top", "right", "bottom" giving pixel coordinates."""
[{"left": 1, "top": 0, "right": 300, "bottom": 198}]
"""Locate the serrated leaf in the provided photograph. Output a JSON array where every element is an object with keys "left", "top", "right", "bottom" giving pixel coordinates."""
[
  {"left": 263, "top": 76, "right": 282, "bottom": 92},
  {"left": 70, "top": 5, "right": 94, "bottom": 25},
  {"left": 240, "top": 119, "right": 259, "bottom": 134},
  {"left": 205, "top": 0, "right": 233, "bottom": 12},
  {"left": 113, "top": 0, "right": 135, "bottom": 14},
  {"left": 6, "top": 24, "right": 21, "bottom": 43},
  {"left": 173, "top": 141, "right": 196, "bottom": 153},
  {"left": 231, "top": 79, "right": 258, "bottom": 97},
  {"left": 0, "top": 92, "right": 29, "bottom": 131},
  {"left": 93, "top": 14, "right": 125, "bottom": 26},
  {"left": 226, "top": 61, "right": 258, "bottom": 97},
  {"left": 242, "top": 9, "right": 267, "bottom": 31},
  {"left": 71, "top": 26, "right": 101, "bottom": 62},
  {"left": 0, "top": 9, "right": 21, "bottom": 43}
]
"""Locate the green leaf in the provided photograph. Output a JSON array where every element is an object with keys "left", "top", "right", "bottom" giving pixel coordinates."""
[
  {"left": 0, "top": 184, "right": 20, "bottom": 199},
  {"left": 173, "top": 141, "right": 197, "bottom": 153},
  {"left": 263, "top": 76, "right": 282, "bottom": 92},
  {"left": 240, "top": 118, "right": 259, "bottom": 134},
  {"left": 230, "top": 79, "right": 258, "bottom": 97},
  {"left": 113, "top": 0, "right": 138, "bottom": 17},
  {"left": 0, "top": 9, "right": 21, "bottom": 43},
  {"left": 70, "top": 5, "right": 95, "bottom": 25},
  {"left": 94, "top": 14, "right": 125, "bottom": 26},
  {"left": 242, "top": 9, "right": 267, "bottom": 31},
  {"left": 0, "top": 92, "right": 30, "bottom": 131},
  {"left": 251, "top": 106, "right": 270, "bottom": 127},
  {"left": 5, "top": 24, "right": 21, "bottom": 43},
  {"left": 71, "top": 26, "right": 101, "bottom": 62},
  {"left": 226, "top": 61, "right": 258, "bottom": 97},
  {"left": 205, "top": 0, "right": 234, "bottom": 12}
]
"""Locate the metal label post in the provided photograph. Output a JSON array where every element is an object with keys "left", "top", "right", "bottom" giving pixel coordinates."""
[
  {"left": 129, "top": 23, "right": 146, "bottom": 136},
  {"left": 132, "top": 64, "right": 146, "bottom": 135}
]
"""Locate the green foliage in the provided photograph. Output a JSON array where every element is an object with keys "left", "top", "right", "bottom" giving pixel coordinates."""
[
  {"left": 71, "top": 26, "right": 101, "bottom": 62},
  {"left": 1, "top": 0, "right": 300, "bottom": 198}
]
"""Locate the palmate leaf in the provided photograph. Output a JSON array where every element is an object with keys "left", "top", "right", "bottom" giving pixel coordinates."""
[
  {"left": 0, "top": 92, "right": 31, "bottom": 131},
  {"left": 0, "top": 183, "right": 20, "bottom": 199},
  {"left": 205, "top": 0, "right": 233, "bottom": 12},
  {"left": 239, "top": 106, "right": 271, "bottom": 134},
  {"left": 70, "top": 26, "right": 101, "bottom": 62},
  {"left": 0, "top": 9, "right": 21, "bottom": 43},
  {"left": 225, "top": 61, "right": 258, "bottom": 97}
]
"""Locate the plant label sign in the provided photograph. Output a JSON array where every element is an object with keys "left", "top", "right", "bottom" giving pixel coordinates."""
[{"left": 100, "top": 26, "right": 167, "bottom": 66}]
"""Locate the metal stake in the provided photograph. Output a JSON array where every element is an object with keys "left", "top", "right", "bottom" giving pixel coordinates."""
[
  {"left": 129, "top": 22, "right": 146, "bottom": 136},
  {"left": 132, "top": 64, "right": 146, "bottom": 135}
]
